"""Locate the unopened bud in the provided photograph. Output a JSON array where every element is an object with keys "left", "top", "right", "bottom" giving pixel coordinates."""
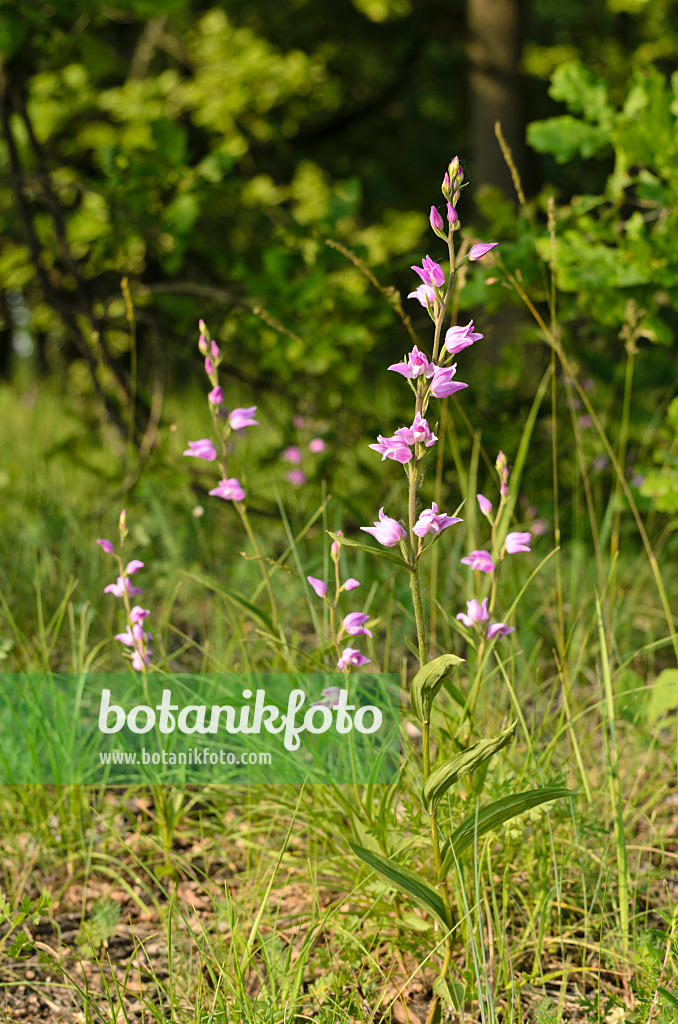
[
  {"left": 204, "top": 356, "right": 214, "bottom": 375},
  {"left": 446, "top": 202, "right": 458, "bottom": 227},
  {"left": 198, "top": 334, "right": 208, "bottom": 355},
  {"left": 211, "top": 340, "right": 220, "bottom": 361},
  {"left": 453, "top": 189, "right": 461, "bottom": 206},
  {"left": 441, "top": 172, "right": 451, "bottom": 199},
  {"left": 456, "top": 167, "right": 464, "bottom": 185},
  {"left": 198, "top": 319, "right": 207, "bottom": 335},
  {"left": 477, "top": 494, "right": 493, "bottom": 517},
  {"left": 429, "top": 205, "right": 444, "bottom": 232},
  {"left": 118, "top": 509, "right": 127, "bottom": 535},
  {"left": 331, "top": 530, "right": 343, "bottom": 561},
  {"left": 448, "top": 156, "right": 459, "bottom": 181},
  {"left": 495, "top": 450, "right": 509, "bottom": 494}
]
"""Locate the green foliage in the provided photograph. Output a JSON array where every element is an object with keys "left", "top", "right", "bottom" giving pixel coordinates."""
[
  {"left": 474, "top": 59, "right": 678, "bottom": 519},
  {"left": 2, "top": 7, "right": 678, "bottom": 1019},
  {"left": 642, "top": 396, "right": 678, "bottom": 514},
  {"left": 438, "top": 787, "right": 575, "bottom": 877},
  {"left": 1, "top": 0, "right": 460, "bottom": 423},
  {"left": 76, "top": 896, "right": 121, "bottom": 952},
  {"left": 348, "top": 842, "right": 450, "bottom": 931},
  {"left": 0, "top": 890, "right": 51, "bottom": 959},
  {"left": 526, "top": 62, "right": 678, "bottom": 344},
  {"left": 422, "top": 723, "right": 516, "bottom": 812},
  {"left": 410, "top": 653, "right": 464, "bottom": 725}
]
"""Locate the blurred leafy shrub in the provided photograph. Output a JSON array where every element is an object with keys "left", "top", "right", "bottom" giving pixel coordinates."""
[
  {"left": 470, "top": 61, "right": 678, "bottom": 505},
  {"left": 0, "top": 0, "right": 438, "bottom": 424},
  {"left": 641, "top": 396, "right": 678, "bottom": 515},
  {"left": 527, "top": 61, "right": 678, "bottom": 348}
]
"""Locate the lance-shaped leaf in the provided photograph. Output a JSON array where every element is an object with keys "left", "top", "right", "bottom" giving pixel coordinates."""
[
  {"left": 658, "top": 987, "right": 678, "bottom": 1011},
  {"left": 349, "top": 842, "right": 451, "bottom": 932},
  {"left": 423, "top": 723, "right": 516, "bottom": 811},
  {"left": 411, "top": 654, "right": 464, "bottom": 724},
  {"left": 440, "top": 786, "right": 574, "bottom": 878},
  {"left": 327, "top": 532, "right": 409, "bottom": 568}
]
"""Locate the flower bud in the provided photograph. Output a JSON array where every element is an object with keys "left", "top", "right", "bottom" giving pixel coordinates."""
[
  {"left": 198, "top": 334, "right": 208, "bottom": 355},
  {"left": 469, "top": 242, "right": 498, "bottom": 261},
  {"left": 441, "top": 172, "right": 451, "bottom": 199},
  {"left": 477, "top": 494, "right": 492, "bottom": 517},
  {"left": 448, "top": 156, "right": 459, "bottom": 181},
  {"left": 495, "top": 450, "right": 509, "bottom": 496},
  {"left": 211, "top": 340, "right": 220, "bottom": 361},
  {"left": 204, "top": 356, "right": 214, "bottom": 375},
  {"left": 331, "top": 529, "right": 343, "bottom": 562},
  {"left": 453, "top": 189, "right": 461, "bottom": 206},
  {"left": 446, "top": 202, "right": 458, "bottom": 227},
  {"left": 118, "top": 509, "right": 127, "bottom": 534},
  {"left": 307, "top": 576, "right": 328, "bottom": 599},
  {"left": 429, "top": 205, "right": 444, "bottom": 232},
  {"left": 456, "top": 167, "right": 464, "bottom": 185}
]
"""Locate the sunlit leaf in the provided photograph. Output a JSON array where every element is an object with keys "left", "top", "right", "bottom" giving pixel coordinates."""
[
  {"left": 422, "top": 724, "right": 516, "bottom": 811},
  {"left": 349, "top": 842, "right": 451, "bottom": 931},
  {"left": 440, "top": 787, "right": 574, "bottom": 877}
]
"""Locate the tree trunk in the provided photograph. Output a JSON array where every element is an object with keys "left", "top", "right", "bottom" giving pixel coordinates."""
[{"left": 466, "top": 0, "right": 526, "bottom": 196}]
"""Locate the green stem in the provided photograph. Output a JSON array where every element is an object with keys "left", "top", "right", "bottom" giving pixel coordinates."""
[
  {"left": 236, "top": 503, "right": 279, "bottom": 631},
  {"left": 408, "top": 461, "right": 427, "bottom": 667},
  {"left": 611, "top": 342, "right": 635, "bottom": 561},
  {"left": 422, "top": 722, "right": 456, "bottom": 1024},
  {"left": 431, "top": 235, "right": 457, "bottom": 366},
  {"left": 409, "top": 568, "right": 427, "bottom": 668},
  {"left": 501, "top": 259, "right": 678, "bottom": 661}
]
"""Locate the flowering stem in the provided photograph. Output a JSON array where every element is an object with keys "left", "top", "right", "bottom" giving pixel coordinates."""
[
  {"left": 408, "top": 462, "right": 427, "bottom": 668},
  {"left": 409, "top": 567, "right": 428, "bottom": 669},
  {"left": 431, "top": 237, "right": 456, "bottom": 366}
]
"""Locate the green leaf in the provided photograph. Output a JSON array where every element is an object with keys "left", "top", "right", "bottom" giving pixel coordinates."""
[
  {"left": 549, "top": 61, "right": 612, "bottom": 124},
  {"left": 645, "top": 669, "right": 678, "bottom": 726},
  {"left": 327, "top": 532, "right": 409, "bottom": 568},
  {"left": 440, "top": 787, "right": 574, "bottom": 878},
  {"left": 423, "top": 724, "right": 516, "bottom": 812},
  {"left": 527, "top": 116, "right": 610, "bottom": 163},
  {"left": 411, "top": 654, "right": 464, "bottom": 724},
  {"left": 349, "top": 842, "right": 451, "bottom": 932},
  {"left": 163, "top": 193, "right": 200, "bottom": 237},
  {"left": 615, "top": 669, "right": 648, "bottom": 725},
  {"left": 433, "top": 977, "right": 465, "bottom": 1010},
  {"left": 658, "top": 986, "right": 678, "bottom": 1010}
]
